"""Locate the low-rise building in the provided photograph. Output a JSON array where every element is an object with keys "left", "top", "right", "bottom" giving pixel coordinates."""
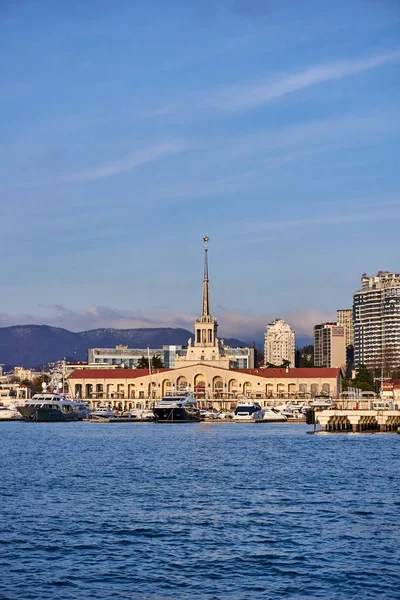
[{"left": 88, "top": 346, "right": 164, "bottom": 368}]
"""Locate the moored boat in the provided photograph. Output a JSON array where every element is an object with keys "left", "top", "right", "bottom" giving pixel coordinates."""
[
  {"left": 253, "top": 407, "right": 288, "bottom": 423},
  {"left": 233, "top": 401, "right": 262, "bottom": 421},
  {"left": 153, "top": 393, "right": 201, "bottom": 422},
  {"left": 91, "top": 405, "right": 117, "bottom": 419},
  {"left": 0, "top": 403, "right": 23, "bottom": 421},
  {"left": 17, "top": 394, "right": 85, "bottom": 422}
]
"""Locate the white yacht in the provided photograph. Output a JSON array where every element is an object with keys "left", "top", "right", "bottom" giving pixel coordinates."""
[
  {"left": 233, "top": 402, "right": 262, "bottom": 421},
  {"left": 91, "top": 405, "right": 117, "bottom": 419},
  {"left": 274, "top": 403, "right": 305, "bottom": 419},
  {"left": 130, "top": 408, "right": 154, "bottom": 421},
  {"left": 311, "top": 395, "right": 337, "bottom": 411},
  {"left": 253, "top": 407, "right": 288, "bottom": 423},
  {"left": 0, "top": 402, "right": 23, "bottom": 420}
]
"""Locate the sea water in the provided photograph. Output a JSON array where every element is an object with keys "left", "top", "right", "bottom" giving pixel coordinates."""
[{"left": 0, "top": 422, "right": 399, "bottom": 599}]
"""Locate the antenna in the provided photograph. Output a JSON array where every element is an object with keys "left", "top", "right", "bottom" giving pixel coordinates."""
[{"left": 202, "top": 236, "right": 210, "bottom": 318}]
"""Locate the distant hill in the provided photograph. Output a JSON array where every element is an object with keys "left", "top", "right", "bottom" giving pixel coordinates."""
[{"left": 0, "top": 325, "right": 245, "bottom": 368}]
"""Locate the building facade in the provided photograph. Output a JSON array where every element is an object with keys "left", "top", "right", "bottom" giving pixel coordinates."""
[
  {"left": 337, "top": 309, "right": 354, "bottom": 348},
  {"left": 225, "top": 346, "right": 255, "bottom": 369},
  {"left": 314, "top": 323, "right": 346, "bottom": 368},
  {"left": 264, "top": 319, "right": 295, "bottom": 367},
  {"left": 353, "top": 271, "right": 400, "bottom": 369},
  {"left": 88, "top": 346, "right": 162, "bottom": 368},
  {"left": 69, "top": 365, "right": 343, "bottom": 408}
]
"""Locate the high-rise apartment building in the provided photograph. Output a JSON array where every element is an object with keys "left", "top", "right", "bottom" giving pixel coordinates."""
[
  {"left": 353, "top": 271, "right": 400, "bottom": 368},
  {"left": 314, "top": 323, "right": 346, "bottom": 368},
  {"left": 337, "top": 309, "right": 354, "bottom": 347},
  {"left": 264, "top": 319, "right": 295, "bottom": 367}
]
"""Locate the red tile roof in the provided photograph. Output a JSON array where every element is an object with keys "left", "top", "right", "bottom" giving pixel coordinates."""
[
  {"left": 231, "top": 367, "right": 342, "bottom": 379},
  {"left": 69, "top": 368, "right": 171, "bottom": 379}
]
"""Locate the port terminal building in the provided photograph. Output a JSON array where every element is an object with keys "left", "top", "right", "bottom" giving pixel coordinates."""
[
  {"left": 69, "top": 364, "right": 343, "bottom": 410},
  {"left": 69, "top": 238, "right": 342, "bottom": 409}
]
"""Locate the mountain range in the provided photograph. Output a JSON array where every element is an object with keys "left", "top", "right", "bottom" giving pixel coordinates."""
[{"left": 0, "top": 325, "right": 245, "bottom": 369}]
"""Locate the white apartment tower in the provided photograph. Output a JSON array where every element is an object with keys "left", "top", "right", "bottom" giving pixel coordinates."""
[
  {"left": 353, "top": 271, "right": 400, "bottom": 369},
  {"left": 264, "top": 319, "right": 295, "bottom": 367},
  {"left": 314, "top": 323, "right": 346, "bottom": 369},
  {"left": 337, "top": 309, "right": 354, "bottom": 347}
]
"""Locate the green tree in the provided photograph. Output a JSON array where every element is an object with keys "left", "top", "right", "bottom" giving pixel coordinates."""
[
  {"left": 135, "top": 355, "right": 163, "bottom": 369},
  {"left": 151, "top": 355, "right": 163, "bottom": 368},
  {"left": 352, "top": 364, "right": 374, "bottom": 391},
  {"left": 295, "top": 345, "right": 314, "bottom": 367},
  {"left": 136, "top": 356, "right": 149, "bottom": 369}
]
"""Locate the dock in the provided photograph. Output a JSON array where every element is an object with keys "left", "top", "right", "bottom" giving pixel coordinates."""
[{"left": 314, "top": 409, "right": 400, "bottom": 432}]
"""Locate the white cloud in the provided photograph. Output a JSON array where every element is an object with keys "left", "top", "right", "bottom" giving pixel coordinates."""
[
  {"left": 207, "top": 50, "right": 400, "bottom": 111},
  {"left": 12, "top": 142, "right": 186, "bottom": 188}
]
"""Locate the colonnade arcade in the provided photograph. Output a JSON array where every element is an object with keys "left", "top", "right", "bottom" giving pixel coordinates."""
[{"left": 72, "top": 375, "right": 332, "bottom": 409}]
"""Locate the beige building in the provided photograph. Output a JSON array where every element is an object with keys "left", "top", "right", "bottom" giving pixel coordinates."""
[
  {"left": 337, "top": 309, "right": 354, "bottom": 347},
  {"left": 264, "top": 318, "right": 295, "bottom": 367},
  {"left": 314, "top": 323, "right": 346, "bottom": 369},
  {"left": 13, "top": 367, "right": 42, "bottom": 382},
  {"left": 69, "top": 365, "right": 343, "bottom": 409}
]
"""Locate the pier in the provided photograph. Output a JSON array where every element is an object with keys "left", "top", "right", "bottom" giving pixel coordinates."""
[{"left": 314, "top": 409, "right": 400, "bottom": 432}]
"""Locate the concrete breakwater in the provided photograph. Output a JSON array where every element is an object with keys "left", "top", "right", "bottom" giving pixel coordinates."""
[{"left": 313, "top": 409, "right": 400, "bottom": 432}]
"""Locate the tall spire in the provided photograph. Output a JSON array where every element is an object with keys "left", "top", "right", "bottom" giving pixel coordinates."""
[{"left": 202, "top": 236, "right": 210, "bottom": 318}]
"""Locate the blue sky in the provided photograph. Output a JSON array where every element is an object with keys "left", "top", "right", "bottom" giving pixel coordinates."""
[{"left": 1, "top": 0, "right": 400, "bottom": 341}]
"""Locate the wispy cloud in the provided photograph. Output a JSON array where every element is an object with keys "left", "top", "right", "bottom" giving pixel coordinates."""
[
  {"left": 233, "top": 206, "right": 400, "bottom": 237},
  {"left": 12, "top": 142, "right": 186, "bottom": 188},
  {"left": 204, "top": 50, "right": 400, "bottom": 112}
]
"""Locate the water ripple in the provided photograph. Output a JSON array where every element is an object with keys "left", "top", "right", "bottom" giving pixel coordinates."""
[{"left": 0, "top": 422, "right": 399, "bottom": 599}]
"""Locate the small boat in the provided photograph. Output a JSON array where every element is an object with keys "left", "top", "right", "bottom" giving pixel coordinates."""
[
  {"left": 233, "top": 401, "right": 263, "bottom": 421},
  {"left": 0, "top": 403, "right": 23, "bottom": 421},
  {"left": 253, "top": 407, "right": 288, "bottom": 423},
  {"left": 153, "top": 393, "right": 201, "bottom": 423},
  {"left": 274, "top": 403, "right": 305, "bottom": 419},
  {"left": 91, "top": 405, "right": 117, "bottom": 419},
  {"left": 74, "top": 401, "right": 92, "bottom": 419},
  {"left": 129, "top": 409, "right": 154, "bottom": 421},
  {"left": 311, "top": 395, "right": 337, "bottom": 411},
  {"left": 17, "top": 394, "right": 85, "bottom": 422},
  {"left": 200, "top": 410, "right": 219, "bottom": 420}
]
